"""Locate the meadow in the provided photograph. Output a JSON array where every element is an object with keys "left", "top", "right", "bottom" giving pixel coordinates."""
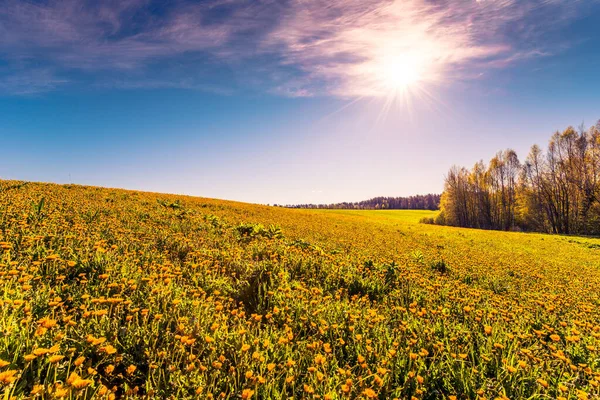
[{"left": 1, "top": 180, "right": 599, "bottom": 399}]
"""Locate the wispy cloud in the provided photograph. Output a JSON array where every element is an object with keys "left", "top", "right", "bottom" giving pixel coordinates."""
[
  {"left": 0, "top": 0, "right": 594, "bottom": 96},
  {"left": 264, "top": 0, "right": 591, "bottom": 97},
  {"left": 0, "top": 0, "right": 249, "bottom": 68},
  {"left": 0, "top": 68, "right": 68, "bottom": 95},
  {"left": 0, "top": 0, "right": 268, "bottom": 94}
]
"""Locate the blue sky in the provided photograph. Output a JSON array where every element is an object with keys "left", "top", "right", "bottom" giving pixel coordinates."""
[{"left": 1, "top": 0, "right": 599, "bottom": 204}]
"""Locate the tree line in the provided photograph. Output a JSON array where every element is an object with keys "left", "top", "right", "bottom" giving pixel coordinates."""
[
  {"left": 437, "top": 121, "right": 600, "bottom": 235},
  {"left": 284, "top": 194, "right": 440, "bottom": 210}
]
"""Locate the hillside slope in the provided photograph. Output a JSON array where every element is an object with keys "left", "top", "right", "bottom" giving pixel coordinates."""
[{"left": 1, "top": 181, "right": 599, "bottom": 399}]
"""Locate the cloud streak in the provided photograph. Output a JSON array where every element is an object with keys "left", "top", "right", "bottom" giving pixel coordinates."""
[
  {"left": 0, "top": 0, "right": 249, "bottom": 68},
  {"left": 0, "top": 0, "right": 594, "bottom": 96},
  {"left": 265, "top": 0, "right": 591, "bottom": 97}
]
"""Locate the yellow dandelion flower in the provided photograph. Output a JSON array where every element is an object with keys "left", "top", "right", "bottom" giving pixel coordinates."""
[
  {"left": 54, "top": 386, "right": 70, "bottom": 398},
  {"left": 537, "top": 378, "right": 549, "bottom": 388},
  {"left": 314, "top": 354, "right": 326, "bottom": 365},
  {"left": 32, "top": 348, "right": 48, "bottom": 356},
  {"left": 559, "top": 384, "right": 568, "bottom": 392},
  {"left": 30, "top": 384, "right": 44, "bottom": 396},
  {"left": 48, "top": 355, "right": 64, "bottom": 363},
  {"left": 0, "top": 370, "right": 18, "bottom": 385},
  {"left": 67, "top": 372, "right": 80, "bottom": 385},
  {"left": 38, "top": 317, "right": 58, "bottom": 329},
  {"left": 100, "top": 345, "right": 117, "bottom": 355},
  {"left": 303, "top": 384, "right": 314, "bottom": 394},
  {"left": 71, "top": 378, "right": 93, "bottom": 390}
]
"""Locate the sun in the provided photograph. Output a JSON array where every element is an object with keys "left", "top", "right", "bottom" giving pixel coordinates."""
[
  {"left": 359, "top": 52, "right": 433, "bottom": 122},
  {"left": 376, "top": 54, "right": 423, "bottom": 92},
  {"left": 329, "top": 49, "right": 441, "bottom": 123}
]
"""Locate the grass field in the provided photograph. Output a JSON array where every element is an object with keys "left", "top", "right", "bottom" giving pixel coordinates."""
[
  {"left": 1, "top": 180, "right": 599, "bottom": 399},
  {"left": 310, "top": 210, "right": 439, "bottom": 224}
]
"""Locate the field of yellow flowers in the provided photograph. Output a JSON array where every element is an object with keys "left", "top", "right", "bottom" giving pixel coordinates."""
[{"left": 1, "top": 180, "right": 600, "bottom": 399}]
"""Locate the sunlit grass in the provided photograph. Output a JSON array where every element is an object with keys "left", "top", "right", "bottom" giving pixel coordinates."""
[
  {"left": 310, "top": 209, "right": 439, "bottom": 224},
  {"left": 0, "top": 180, "right": 599, "bottom": 399}
]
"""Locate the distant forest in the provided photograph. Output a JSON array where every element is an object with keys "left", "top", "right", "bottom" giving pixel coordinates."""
[
  {"left": 436, "top": 120, "right": 600, "bottom": 235},
  {"left": 285, "top": 194, "right": 440, "bottom": 210}
]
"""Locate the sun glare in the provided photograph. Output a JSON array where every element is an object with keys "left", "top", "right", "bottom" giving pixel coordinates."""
[
  {"left": 326, "top": 49, "right": 441, "bottom": 126},
  {"left": 359, "top": 51, "right": 438, "bottom": 123},
  {"left": 327, "top": 30, "right": 448, "bottom": 122},
  {"left": 377, "top": 55, "right": 423, "bottom": 91}
]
